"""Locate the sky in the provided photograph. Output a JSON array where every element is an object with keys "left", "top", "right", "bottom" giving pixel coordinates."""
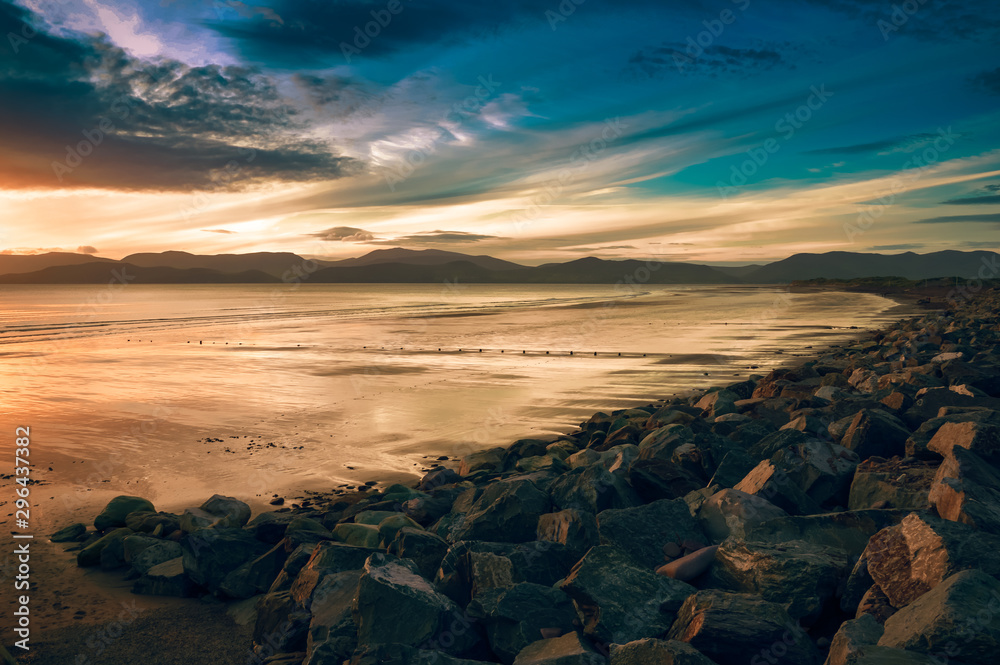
[{"left": 0, "top": 0, "right": 998, "bottom": 265}]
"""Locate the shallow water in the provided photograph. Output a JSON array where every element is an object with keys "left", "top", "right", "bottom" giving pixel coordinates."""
[{"left": 0, "top": 283, "right": 908, "bottom": 526}]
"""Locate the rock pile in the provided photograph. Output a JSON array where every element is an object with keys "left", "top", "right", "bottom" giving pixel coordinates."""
[{"left": 54, "top": 289, "right": 1000, "bottom": 664}]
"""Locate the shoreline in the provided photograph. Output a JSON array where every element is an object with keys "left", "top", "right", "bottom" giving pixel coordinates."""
[{"left": 9, "top": 286, "right": 967, "bottom": 664}]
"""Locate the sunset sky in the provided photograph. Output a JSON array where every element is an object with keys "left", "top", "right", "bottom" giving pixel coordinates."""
[{"left": 1, "top": 0, "right": 998, "bottom": 265}]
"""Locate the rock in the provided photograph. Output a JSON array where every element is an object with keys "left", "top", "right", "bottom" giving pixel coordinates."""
[
  {"left": 861, "top": 512, "right": 1000, "bottom": 608},
  {"left": 609, "top": 638, "right": 717, "bottom": 665},
  {"left": 305, "top": 569, "right": 363, "bottom": 663},
  {"left": 467, "top": 582, "right": 578, "bottom": 664},
  {"left": 451, "top": 478, "right": 551, "bottom": 543},
  {"left": 707, "top": 540, "right": 850, "bottom": 624},
  {"left": 536, "top": 509, "right": 599, "bottom": 557},
  {"left": 848, "top": 459, "right": 935, "bottom": 511},
  {"left": 220, "top": 540, "right": 290, "bottom": 599},
  {"left": 94, "top": 496, "right": 155, "bottom": 531},
  {"left": 131, "top": 557, "right": 196, "bottom": 597},
  {"left": 770, "top": 440, "right": 859, "bottom": 507},
  {"left": 332, "top": 523, "right": 381, "bottom": 549},
  {"left": 734, "top": 460, "right": 823, "bottom": 516},
  {"left": 269, "top": 543, "right": 317, "bottom": 593},
  {"left": 460, "top": 447, "right": 506, "bottom": 476},
  {"left": 403, "top": 496, "right": 455, "bottom": 525},
  {"left": 200, "top": 494, "right": 252, "bottom": 528},
  {"left": 347, "top": 644, "right": 495, "bottom": 664},
  {"left": 512, "top": 632, "right": 605, "bottom": 665},
  {"left": 878, "top": 569, "right": 1000, "bottom": 663},
  {"left": 253, "top": 591, "right": 311, "bottom": 655},
  {"left": 627, "top": 458, "right": 702, "bottom": 502},
  {"left": 603, "top": 444, "right": 640, "bottom": 473},
  {"left": 825, "top": 614, "right": 883, "bottom": 665},
  {"left": 353, "top": 553, "right": 479, "bottom": 655},
  {"left": 131, "top": 540, "right": 184, "bottom": 575},
  {"left": 696, "top": 390, "right": 739, "bottom": 418},
  {"left": 902, "top": 388, "right": 1000, "bottom": 429},
  {"left": 503, "top": 439, "right": 555, "bottom": 470},
  {"left": 420, "top": 467, "right": 463, "bottom": 491},
  {"left": 707, "top": 450, "right": 758, "bottom": 489},
  {"left": 468, "top": 551, "right": 515, "bottom": 596},
  {"left": 597, "top": 498, "right": 706, "bottom": 568},
  {"left": 656, "top": 545, "right": 719, "bottom": 582},
  {"left": 353, "top": 510, "right": 401, "bottom": 526},
  {"left": 121, "top": 534, "right": 163, "bottom": 564},
  {"left": 124, "top": 511, "right": 180, "bottom": 534},
  {"left": 567, "top": 449, "right": 602, "bottom": 469},
  {"left": 745, "top": 510, "right": 909, "bottom": 561},
  {"left": 929, "top": 445, "right": 1000, "bottom": 533},
  {"left": 855, "top": 584, "right": 897, "bottom": 624},
  {"left": 377, "top": 514, "right": 423, "bottom": 546},
  {"left": 50, "top": 523, "right": 86, "bottom": 542},
  {"left": 77, "top": 527, "right": 133, "bottom": 567},
  {"left": 181, "top": 527, "right": 270, "bottom": 592},
  {"left": 557, "top": 545, "right": 695, "bottom": 644},
  {"left": 698, "top": 489, "right": 788, "bottom": 542},
  {"left": 841, "top": 410, "right": 911, "bottom": 459},
  {"left": 749, "top": 429, "right": 815, "bottom": 460},
  {"left": 286, "top": 516, "right": 333, "bottom": 540},
  {"left": 291, "top": 542, "right": 380, "bottom": 608},
  {"left": 666, "top": 590, "right": 821, "bottom": 665},
  {"left": 179, "top": 508, "right": 224, "bottom": 532},
  {"left": 389, "top": 527, "right": 450, "bottom": 580},
  {"left": 927, "top": 420, "right": 1000, "bottom": 459}
]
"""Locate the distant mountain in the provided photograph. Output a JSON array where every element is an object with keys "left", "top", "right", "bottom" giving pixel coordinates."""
[
  {"left": 0, "top": 262, "right": 279, "bottom": 284},
  {"left": 745, "top": 250, "right": 1000, "bottom": 283},
  {"left": 121, "top": 251, "right": 327, "bottom": 278},
  {"left": 0, "top": 252, "right": 116, "bottom": 274},
  {"left": 712, "top": 264, "right": 764, "bottom": 279},
  {"left": 325, "top": 248, "right": 526, "bottom": 272},
  {"left": 310, "top": 257, "right": 739, "bottom": 284}
]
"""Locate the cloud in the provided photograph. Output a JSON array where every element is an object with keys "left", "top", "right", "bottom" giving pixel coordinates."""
[
  {"left": 942, "top": 183, "right": 1000, "bottom": 204},
  {"left": 203, "top": 229, "right": 236, "bottom": 234},
  {"left": 293, "top": 73, "right": 383, "bottom": 119},
  {"left": 628, "top": 43, "right": 789, "bottom": 78},
  {"left": 867, "top": 243, "right": 926, "bottom": 251},
  {"left": 805, "top": 133, "right": 938, "bottom": 156},
  {"left": 370, "top": 230, "right": 504, "bottom": 245},
  {"left": 971, "top": 67, "right": 1000, "bottom": 94},
  {"left": 0, "top": 1, "right": 358, "bottom": 191},
  {"left": 76, "top": 245, "right": 99, "bottom": 253},
  {"left": 915, "top": 213, "right": 1000, "bottom": 224},
  {"left": 806, "top": 0, "right": 1000, "bottom": 43},
  {"left": 311, "top": 226, "right": 376, "bottom": 242}
]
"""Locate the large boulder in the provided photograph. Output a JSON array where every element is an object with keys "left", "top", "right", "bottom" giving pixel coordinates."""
[
  {"left": 77, "top": 527, "right": 133, "bottom": 567},
  {"left": 389, "top": 527, "right": 450, "bottom": 580},
  {"left": 219, "top": 540, "right": 290, "bottom": 599},
  {"left": 512, "top": 632, "right": 605, "bottom": 665},
  {"left": 305, "top": 569, "right": 363, "bottom": 664},
  {"left": 536, "top": 509, "right": 599, "bottom": 557},
  {"left": 744, "top": 510, "right": 909, "bottom": 561},
  {"left": 878, "top": 569, "right": 1000, "bottom": 663},
  {"left": 929, "top": 445, "right": 1000, "bottom": 533},
  {"left": 131, "top": 539, "right": 183, "bottom": 575},
  {"left": 841, "top": 410, "right": 911, "bottom": 459},
  {"left": 769, "top": 440, "right": 859, "bottom": 507},
  {"left": 131, "top": 557, "right": 196, "bottom": 597},
  {"left": 200, "top": 494, "right": 252, "bottom": 528},
  {"left": 609, "top": 639, "right": 716, "bottom": 665},
  {"left": 733, "top": 460, "right": 823, "bottom": 516},
  {"left": 666, "top": 590, "right": 822, "bottom": 665},
  {"left": 557, "top": 545, "right": 695, "bottom": 644},
  {"left": 707, "top": 539, "right": 850, "bottom": 624},
  {"left": 181, "top": 527, "right": 270, "bottom": 592},
  {"left": 698, "top": 489, "right": 788, "bottom": 543},
  {"left": 848, "top": 459, "right": 935, "bottom": 511},
  {"left": 467, "top": 582, "right": 578, "bottom": 664},
  {"left": 549, "top": 465, "right": 641, "bottom": 515},
  {"left": 353, "top": 553, "right": 480, "bottom": 655},
  {"left": 94, "top": 496, "right": 155, "bottom": 531},
  {"left": 927, "top": 420, "right": 1000, "bottom": 459},
  {"left": 291, "top": 541, "right": 380, "bottom": 608},
  {"left": 460, "top": 447, "right": 506, "bottom": 476},
  {"left": 597, "top": 499, "right": 706, "bottom": 568},
  {"left": 124, "top": 511, "right": 179, "bottom": 535},
  {"left": 451, "top": 478, "right": 551, "bottom": 543}
]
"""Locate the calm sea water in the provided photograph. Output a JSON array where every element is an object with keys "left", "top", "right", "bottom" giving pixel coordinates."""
[{"left": 0, "top": 283, "right": 906, "bottom": 525}]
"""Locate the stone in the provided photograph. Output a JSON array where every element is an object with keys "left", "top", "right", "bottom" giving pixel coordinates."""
[
  {"left": 855, "top": 584, "right": 897, "bottom": 624},
  {"left": 770, "top": 440, "right": 859, "bottom": 507},
  {"left": 841, "top": 410, "right": 911, "bottom": 459},
  {"left": 50, "top": 523, "right": 87, "bottom": 542},
  {"left": 666, "top": 590, "right": 822, "bottom": 665},
  {"left": 353, "top": 510, "right": 401, "bottom": 526},
  {"left": 131, "top": 557, "right": 196, "bottom": 597},
  {"left": 353, "top": 553, "right": 479, "bottom": 655},
  {"left": 557, "top": 545, "right": 695, "bottom": 644},
  {"left": 332, "top": 523, "right": 381, "bottom": 549},
  {"left": 305, "top": 569, "right": 363, "bottom": 663},
  {"left": 567, "top": 449, "right": 602, "bottom": 469},
  {"left": 347, "top": 644, "right": 494, "bottom": 665},
  {"left": 512, "top": 632, "right": 605, "bottom": 665},
  {"left": 181, "top": 527, "right": 270, "bottom": 593},
  {"left": 848, "top": 459, "right": 935, "bottom": 511},
  {"left": 745, "top": 510, "right": 910, "bottom": 561},
  {"left": 597, "top": 498, "right": 706, "bottom": 568},
  {"left": 420, "top": 467, "right": 463, "bottom": 491},
  {"left": 77, "top": 527, "right": 133, "bottom": 567},
  {"left": 696, "top": 390, "right": 739, "bottom": 418},
  {"left": 902, "top": 388, "right": 1000, "bottom": 430},
  {"left": 861, "top": 512, "right": 1000, "bottom": 608},
  {"left": 469, "top": 551, "right": 515, "bottom": 596},
  {"left": 124, "top": 511, "right": 180, "bottom": 534},
  {"left": 403, "top": 496, "right": 456, "bottom": 525},
  {"left": 927, "top": 420, "right": 1000, "bottom": 459},
  {"left": 377, "top": 514, "right": 423, "bottom": 546},
  {"left": 389, "top": 527, "right": 450, "bottom": 580},
  {"left": 450, "top": 478, "right": 551, "bottom": 543},
  {"left": 200, "top": 494, "right": 252, "bottom": 528},
  {"left": 656, "top": 545, "right": 718, "bottom": 582},
  {"left": 707, "top": 449, "right": 758, "bottom": 489},
  {"left": 707, "top": 539, "right": 850, "bottom": 624},
  {"left": 929, "top": 445, "right": 1000, "bottom": 533},
  {"left": 122, "top": 534, "right": 165, "bottom": 564},
  {"left": 131, "top": 540, "right": 184, "bottom": 575},
  {"left": 536, "top": 509, "right": 599, "bottom": 557},
  {"left": 628, "top": 458, "right": 702, "bottom": 502},
  {"left": 220, "top": 540, "right": 290, "bottom": 599},
  {"left": 460, "top": 447, "right": 506, "bottom": 475},
  {"left": 609, "top": 639, "right": 717, "bottom": 665},
  {"left": 286, "top": 516, "right": 333, "bottom": 540},
  {"left": 503, "top": 439, "right": 555, "bottom": 470},
  {"left": 291, "top": 541, "right": 379, "bottom": 608},
  {"left": 94, "top": 496, "right": 155, "bottom": 531},
  {"left": 734, "top": 460, "right": 823, "bottom": 516},
  {"left": 749, "top": 429, "right": 815, "bottom": 460},
  {"left": 878, "top": 569, "right": 1000, "bottom": 663},
  {"left": 825, "top": 614, "right": 883, "bottom": 665},
  {"left": 253, "top": 591, "right": 311, "bottom": 655},
  {"left": 698, "top": 489, "right": 788, "bottom": 542},
  {"left": 467, "top": 582, "right": 578, "bottom": 664}
]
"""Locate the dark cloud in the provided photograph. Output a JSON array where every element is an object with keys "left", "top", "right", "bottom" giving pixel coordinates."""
[
  {"left": 629, "top": 43, "right": 788, "bottom": 78},
  {"left": 804, "top": 133, "right": 938, "bottom": 155},
  {"left": 960, "top": 241, "right": 1000, "bottom": 249},
  {"left": 916, "top": 213, "right": 1000, "bottom": 224},
  {"left": 806, "top": 0, "right": 1000, "bottom": 42},
  {"left": 942, "top": 184, "right": 1000, "bottom": 205},
  {"left": 868, "top": 243, "right": 926, "bottom": 251},
  {"left": 76, "top": 245, "right": 99, "bottom": 254},
  {"left": 293, "top": 73, "right": 383, "bottom": 119},
  {"left": 374, "top": 230, "right": 503, "bottom": 244},
  {"left": 0, "top": 0, "right": 358, "bottom": 191},
  {"left": 311, "top": 226, "right": 376, "bottom": 242}
]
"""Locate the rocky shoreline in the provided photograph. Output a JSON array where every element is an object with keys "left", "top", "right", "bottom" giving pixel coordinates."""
[{"left": 49, "top": 287, "right": 1000, "bottom": 665}]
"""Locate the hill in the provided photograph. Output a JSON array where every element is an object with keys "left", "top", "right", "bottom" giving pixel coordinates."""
[
  {"left": 0, "top": 262, "right": 280, "bottom": 284},
  {"left": 745, "top": 250, "right": 1000, "bottom": 283}
]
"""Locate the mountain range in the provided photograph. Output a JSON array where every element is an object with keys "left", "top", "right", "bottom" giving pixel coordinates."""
[{"left": 0, "top": 248, "right": 995, "bottom": 285}]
